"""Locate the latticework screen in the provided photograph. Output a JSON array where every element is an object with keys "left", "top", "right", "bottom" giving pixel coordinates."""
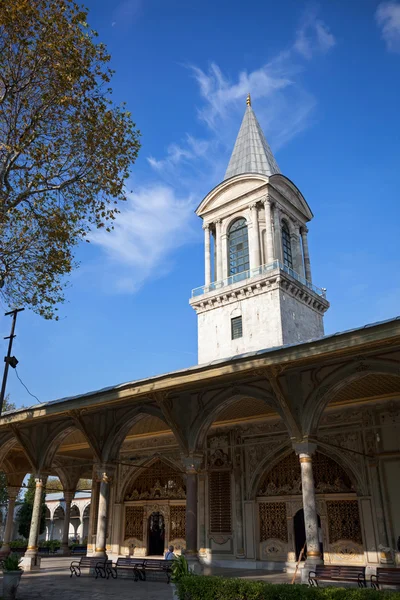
[
  {"left": 124, "top": 506, "right": 144, "bottom": 540},
  {"left": 209, "top": 470, "right": 231, "bottom": 533},
  {"left": 170, "top": 505, "right": 186, "bottom": 539},
  {"left": 326, "top": 500, "right": 362, "bottom": 545},
  {"left": 259, "top": 502, "right": 288, "bottom": 542}
]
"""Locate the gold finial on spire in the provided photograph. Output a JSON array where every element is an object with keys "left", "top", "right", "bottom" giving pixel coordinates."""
[{"left": 246, "top": 93, "right": 251, "bottom": 106}]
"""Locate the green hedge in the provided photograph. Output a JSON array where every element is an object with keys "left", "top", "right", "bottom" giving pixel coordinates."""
[{"left": 176, "top": 576, "right": 400, "bottom": 600}]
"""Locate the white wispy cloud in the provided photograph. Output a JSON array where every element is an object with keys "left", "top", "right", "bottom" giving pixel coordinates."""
[
  {"left": 294, "top": 7, "right": 336, "bottom": 59},
  {"left": 93, "top": 7, "right": 335, "bottom": 295},
  {"left": 111, "top": 0, "right": 141, "bottom": 28},
  {"left": 90, "top": 184, "right": 196, "bottom": 292},
  {"left": 376, "top": 2, "right": 400, "bottom": 53}
]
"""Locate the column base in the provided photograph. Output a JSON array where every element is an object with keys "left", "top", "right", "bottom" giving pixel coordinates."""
[
  {"left": 59, "top": 544, "right": 71, "bottom": 556},
  {"left": 300, "top": 556, "right": 323, "bottom": 584},
  {"left": 21, "top": 553, "right": 41, "bottom": 571},
  {"left": 186, "top": 554, "right": 203, "bottom": 574},
  {"left": 93, "top": 548, "right": 108, "bottom": 559},
  {"left": 1, "top": 544, "right": 11, "bottom": 555}
]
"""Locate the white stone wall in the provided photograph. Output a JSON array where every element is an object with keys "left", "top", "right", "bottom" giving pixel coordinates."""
[{"left": 197, "top": 285, "right": 325, "bottom": 364}]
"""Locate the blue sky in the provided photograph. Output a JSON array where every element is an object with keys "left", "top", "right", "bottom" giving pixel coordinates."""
[{"left": 2, "top": 0, "right": 400, "bottom": 409}]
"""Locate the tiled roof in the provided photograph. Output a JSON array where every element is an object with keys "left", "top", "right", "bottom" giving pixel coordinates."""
[{"left": 224, "top": 105, "right": 280, "bottom": 180}]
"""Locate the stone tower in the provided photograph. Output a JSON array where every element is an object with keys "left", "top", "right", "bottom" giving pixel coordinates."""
[{"left": 190, "top": 95, "right": 329, "bottom": 364}]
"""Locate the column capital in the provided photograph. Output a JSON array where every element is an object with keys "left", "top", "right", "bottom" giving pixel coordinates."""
[
  {"left": 7, "top": 486, "right": 20, "bottom": 500},
  {"left": 63, "top": 489, "right": 75, "bottom": 504},
  {"left": 94, "top": 464, "right": 116, "bottom": 484},
  {"left": 215, "top": 218, "right": 222, "bottom": 225},
  {"left": 249, "top": 202, "right": 258, "bottom": 210},
  {"left": 181, "top": 453, "right": 204, "bottom": 473},
  {"left": 202, "top": 222, "right": 210, "bottom": 231},
  {"left": 293, "top": 441, "right": 317, "bottom": 457}
]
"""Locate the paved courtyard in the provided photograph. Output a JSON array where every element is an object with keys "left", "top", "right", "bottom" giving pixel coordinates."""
[{"left": 1, "top": 557, "right": 297, "bottom": 600}]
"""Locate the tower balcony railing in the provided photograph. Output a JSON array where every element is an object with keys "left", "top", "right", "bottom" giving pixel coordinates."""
[{"left": 191, "top": 260, "right": 327, "bottom": 299}]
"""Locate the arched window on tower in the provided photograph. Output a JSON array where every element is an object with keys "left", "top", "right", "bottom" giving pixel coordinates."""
[
  {"left": 228, "top": 218, "right": 249, "bottom": 276},
  {"left": 281, "top": 221, "right": 293, "bottom": 269}
]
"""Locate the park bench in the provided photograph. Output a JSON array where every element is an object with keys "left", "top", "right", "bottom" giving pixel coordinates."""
[
  {"left": 309, "top": 565, "right": 366, "bottom": 588},
  {"left": 70, "top": 556, "right": 110, "bottom": 579},
  {"left": 108, "top": 558, "right": 173, "bottom": 583},
  {"left": 371, "top": 568, "right": 400, "bottom": 589},
  {"left": 107, "top": 557, "right": 146, "bottom": 580},
  {"left": 142, "top": 559, "right": 173, "bottom": 583},
  {"left": 71, "top": 545, "right": 87, "bottom": 555}
]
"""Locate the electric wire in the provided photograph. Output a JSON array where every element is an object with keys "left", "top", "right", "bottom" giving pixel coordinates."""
[{"left": 14, "top": 368, "right": 40, "bottom": 403}]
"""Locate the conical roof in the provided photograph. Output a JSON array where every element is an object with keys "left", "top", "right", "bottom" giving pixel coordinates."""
[{"left": 224, "top": 96, "right": 280, "bottom": 180}]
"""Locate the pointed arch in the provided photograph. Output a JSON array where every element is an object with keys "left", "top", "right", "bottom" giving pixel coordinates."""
[
  {"left": 121, "top": 455, "right": 185, "bottom": 503},
  {"left": 189, "top": 384, "right": 283, "bottom": 452},
  {"left": 251, "top": 446, "right": 363, "bottom": 501},
  {"left": 101, "top": 403, "right": 179, "bottom": 462},
  {"left": 303, "top": 359, "right": 400, "bottom": 435}
]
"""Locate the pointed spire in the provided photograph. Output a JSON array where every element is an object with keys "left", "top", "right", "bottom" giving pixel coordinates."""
[{"left": 224, "top": 96, "right": 280, "bottom": 180}]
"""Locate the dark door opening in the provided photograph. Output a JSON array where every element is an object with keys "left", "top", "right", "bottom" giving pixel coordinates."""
[
  {"left": 294, "top": 509, "right": 322, "bottom": 561},
  {"left": 148, "top": 512, "right": 165, "bottom": 556}
]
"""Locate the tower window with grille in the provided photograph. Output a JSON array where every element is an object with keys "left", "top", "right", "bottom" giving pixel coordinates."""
[
  {"left": 281, "top": 221, "right": 293, "bottom": 269},
  {"left": 228, "top": 218, "right": 249, "bottom": 276},
  {"left": 231, "top": 316, "right": 242, "bottom": 340}
]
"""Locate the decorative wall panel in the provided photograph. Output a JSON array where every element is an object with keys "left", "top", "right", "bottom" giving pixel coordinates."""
[
  {"left": 258, "top": 452, "right": 353, "bottom": 496},
  {"left": 326, "top": 500, "right": 362, "bottom": 545},
  {"left": 125, "top": 459, "right": 186, "bottom": 500},
  {"left": 124, "top": 506, "right": 144, "bottom": 540},
  {"left": 259, "top": 502, "right": 288, "bottom": 542},
  {"left": 209, "top": 471, "right": 232, "bottom": 534},
  {"left": 170, "top": 505, "right": 186, "bottom": 539}
]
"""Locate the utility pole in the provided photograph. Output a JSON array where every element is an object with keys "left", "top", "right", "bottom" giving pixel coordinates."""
[{"left": 0, "top": 308, "right": 24, "bottom": 417}]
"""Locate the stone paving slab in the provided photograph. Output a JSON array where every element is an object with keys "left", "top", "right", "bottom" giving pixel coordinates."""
[{"left": 0, "top": 557, "right": 297, "bottom": 600}]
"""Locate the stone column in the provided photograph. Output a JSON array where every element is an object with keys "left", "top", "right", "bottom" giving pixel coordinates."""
[
  {"left": 22, "top": 476, "right": 47, "bottom": 570},
  {"left": 2, "top": 487, "right": 19, "bottom": 553},
  {"left": 94, "top": 471, "right": 111, "bottom": 557},
  {"left": 221, "top": 233, "right": 228, "bottom": 279},
  {"left": 263, "top": 198, "right": 274, "bottom": 264},
  {"left": 293, "top": 442, "right": 322, "bottom": 581},
  {"left": 249, "top": 204, "right": 260, "bottom": 269},
  {"left": 203, "top": 223, "right": 211, "bottom": 286},
  {"left": 369, "top": 460, "right": 393, "bottom": 563},
  {"left": 290, "top": 221, "right": 304, "bottom": 277},
  {"left": 273, "top": 205, "right": 283, "bottom": 263},
  {"left": 49, "top": 519, "right": 54, "bottom": 541},
  {"left": 60, "top": 490, "right": 74, "bottom": 555},
  {"left": 87, "top": 473, "right": 100, "bottom": 554},
  {"left": 182, "top": 455, "right": 203, "bottom": 572},
  {"left": 215, "top": 219, "right": 223, "bottom": 281},
  {"left": 212, "top": 229, "right": 217, "bottom": 282},
  {"left": 301, "top": 227, "right": 312, "bottom": 283},
  {"left": 234, "top": 466, "right": 245, "bottom": 557}
]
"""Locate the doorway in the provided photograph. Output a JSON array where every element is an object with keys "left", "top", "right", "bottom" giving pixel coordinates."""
[
  {"left": 294, "top": 508, "right": 322, "bottom": 560},
  {"left": 148, "top": 512, "right": 165, "bottom": 556}
]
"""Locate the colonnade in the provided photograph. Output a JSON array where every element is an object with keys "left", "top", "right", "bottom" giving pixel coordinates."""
[
  {"left": 4, "top": 442, "right": 321, "bottom": 572},
  {"left": 202, "top": 197, "right": 313, "bottom": 286}
]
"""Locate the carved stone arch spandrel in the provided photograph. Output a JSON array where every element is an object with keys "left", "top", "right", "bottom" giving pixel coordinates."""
[
  {"left": 303, "top": 359, "right": 400, "bottom": 435},
  {"left": 101, "top": 403, "right": 178, "bottom": 463},
  {"left": 189, "top": 384, "right": 281, "bottom": 453},
  {"left": 119, "top": 454, "right": 185, "bottom": 504},
  {"left": 249, "top": 441, "right": 292, "bottom": 501}
]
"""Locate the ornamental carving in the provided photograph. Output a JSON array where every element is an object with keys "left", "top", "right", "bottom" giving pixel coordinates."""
[
  {"left": 209, "top": 449, "right": 230, "bottom": 469},
  {"left": 246, "top": 436, "right": 286, "bottom": 480},
  {"left": 259, "top": 502, "right": 288, "bottom": 542},
  {"left": 124, "top": 506, "right": 144, "bottom": 540},
  {"left": 125, "top": 459, "right": 186, "bottom": 500},
  {"left": 170, "top": 505, "right": 186, "bottom": 539},
  {"left": 257, "top": 452, "right": 353, "bottom": 496},
  {"left": 326, "top": 500, "right": 362, "bottom": 545}
]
